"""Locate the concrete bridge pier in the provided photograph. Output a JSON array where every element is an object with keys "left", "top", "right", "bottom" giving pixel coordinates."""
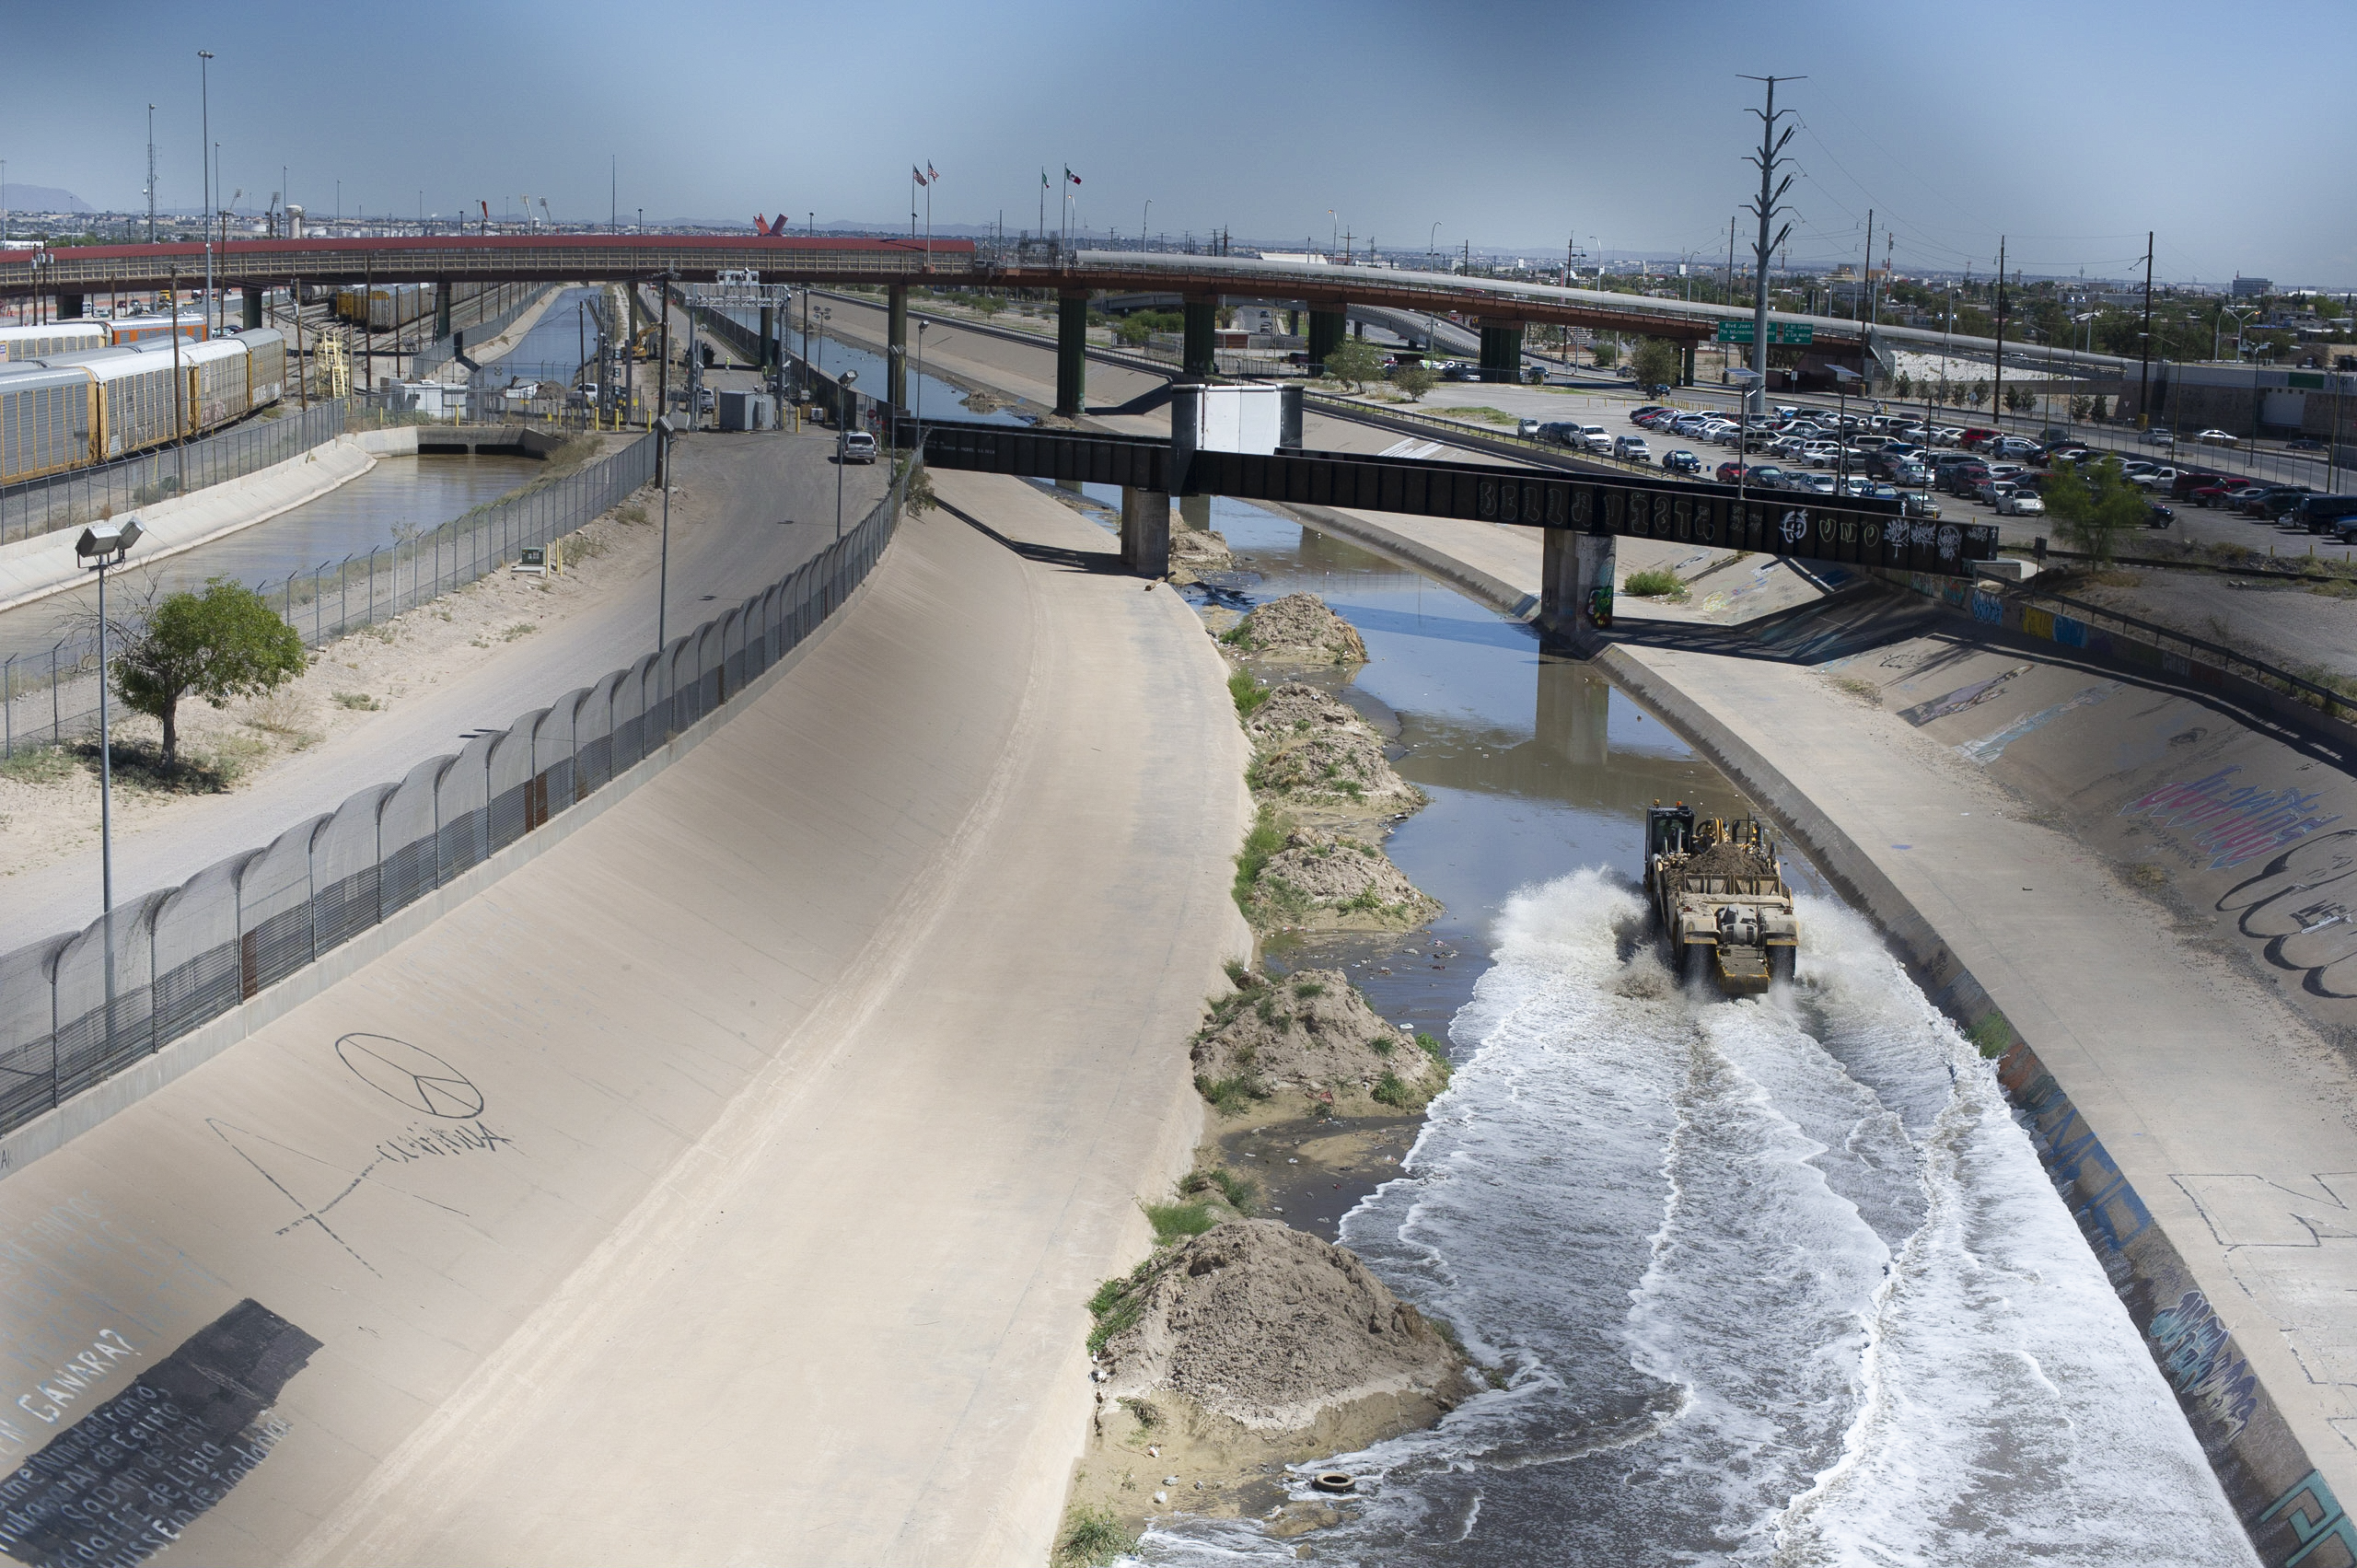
[
  {"left": 1182, "top": 297, "right": 1217, "bottom": 378},
  {"left": 1055, "top": 292, "right": 1089, "bottom": 416},
  {"left": 887, "top": 285, "right": 909, "bottom": 409},
  {"left": 244, "top": 288, "right": 264, "bottom": 331},
  {"left": 58, "top": 294, "right": 85, "bottom": 319},
  {"left": 1480, "top": 319, "right": 1524, "bottom": 382},
  {"left": 435, "top": 285, "right": 452, "bottom": 340},
  {"left": 1541, "top": 528, "right": 1616, "bottom": 642},
  {"left": 1120, "top": 486, "right": 1170, "bottom": 576},
  {"left": 1306, "top": 307, "right": 1347, "bottom": 373},
  {"left": 760, "top": 305, "right": 777, "bottom": 370}
]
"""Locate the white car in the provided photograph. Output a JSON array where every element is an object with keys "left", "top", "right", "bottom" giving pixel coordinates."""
[
  {"left": 1578, "top": 425, "right": 1612, "bottom": 453},
  {"left": 841, "top": 430, "right": 879, "bottom": 463},
  {"left": 1615, "top": 436, "right": 1651, "bottom": 461},
  {"left": 1996, "top": 489, "right": 2046, "bottom": 517},
  {"left": 2195, "top": 428, "right": 2240, "bottom": 447},
  {"left": 1802, "top": 441, "right": 1843, "bottom": 468}
]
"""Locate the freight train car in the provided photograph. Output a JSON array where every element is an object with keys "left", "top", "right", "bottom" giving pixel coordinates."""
[
  {"left": 0, "top": 328, "right": 289, "bottom": 485},
  {"left": 0, "top": 322, "right": 110, "bottom": 363},
  {"left": 105, "top": 313, "right": 210, "bottom": 345}
]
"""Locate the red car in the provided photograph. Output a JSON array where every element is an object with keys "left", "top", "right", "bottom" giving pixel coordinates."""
[
  {"left": 2191, "top": 479, "right": 2258, "bottom": 507},
  {"left": 1715, "top": 460, "right": 1752, "bottom": 483}
]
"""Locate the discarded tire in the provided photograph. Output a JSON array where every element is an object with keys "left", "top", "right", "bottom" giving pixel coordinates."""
[{"left": 1311, "top": 1471, "right": 1355, "bottom": 1494}]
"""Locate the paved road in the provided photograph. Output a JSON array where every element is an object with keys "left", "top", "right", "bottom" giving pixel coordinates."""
[
  {"left": 0, "top": 432, "right": 886, "bottom": 954},
  {"left": 0, "top": 470, "right": 1247, "bottom": 1566}
]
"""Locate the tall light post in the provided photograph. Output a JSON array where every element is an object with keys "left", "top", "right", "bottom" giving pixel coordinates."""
[
  {"left": 836, "top": 368, "right": 858, "bottom": 540},
  {"left": 1142, "top": 199, "right": 1152, "bottom": 252},
  {"left": 1428, "top": 222, "right": 1441, "bottom": 270},
  {"left": 916, "top": 319, "right": 929, "bottom": 447},
  {"left": 654, "top": 415, "right": 676, "bottom": 662},
  {"left": 198, "top": 51, "right": 215, "bottom": 336},
  {"left": 77, "top": 519, "right": 143, "bottom": 1028}
]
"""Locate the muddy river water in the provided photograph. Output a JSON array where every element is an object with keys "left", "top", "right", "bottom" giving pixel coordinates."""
[{"left": 1084, "top": 489, "right": 2255, "bottom": 1567}]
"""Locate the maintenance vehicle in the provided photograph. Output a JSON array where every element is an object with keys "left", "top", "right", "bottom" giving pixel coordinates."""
[{"left": 1644, "top": 802, "right": 1799, "bottom": 992}]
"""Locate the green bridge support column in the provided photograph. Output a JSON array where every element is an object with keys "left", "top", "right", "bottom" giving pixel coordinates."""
[
  {"left": 243, "top": 288, "right": 264, "bottom": 331},
  {"left": 1306, "top": 307, "right": 1346, "bottom": 374},
  {"left": 58, "top": 294, "right": 85, "bottom": 319},
  {"left": 887, "top": 284, "right": 909, "bottom": 410},
  {"left": 1680, "top": 341, "right": 1697, "bottom": 387},
  {"left": 1182, "top": 298, "right": 1217, "bottom": 378},
  {"left": 1055, "top": 292, "right": 1089, "bottom": 417},
  {"left": 435, "top": 285, "right": 452, "bottom": 340},
  {"left": 760, "top": 305, "right": 776, "bottom": 369},
  {"left": 1480, "top": 319, "right": 1524, "bottom": 383}
]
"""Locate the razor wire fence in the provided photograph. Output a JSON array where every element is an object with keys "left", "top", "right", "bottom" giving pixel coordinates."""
[
  {"left": 1, "top": 401, "right": 351, "bottom": 548},
  {"left": 0, "top": 459, "right": 911, "bottom": 1138},
  {"left": 2, "top": 433, "right": 659, "bottom": 760}
]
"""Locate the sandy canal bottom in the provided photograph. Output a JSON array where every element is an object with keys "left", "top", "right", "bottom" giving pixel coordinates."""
[{"left": 1124, "top": 494, "right": 2254, "bottom": 1566}]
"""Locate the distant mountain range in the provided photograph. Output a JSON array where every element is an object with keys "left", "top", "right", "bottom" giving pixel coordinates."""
[{"left": 0, "top": 184, "right": 91, "bottom": 214}]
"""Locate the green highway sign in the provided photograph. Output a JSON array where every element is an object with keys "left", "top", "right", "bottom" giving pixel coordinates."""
[{"left": 1714, "top": 320, "right": 1815, "bottom": 345}]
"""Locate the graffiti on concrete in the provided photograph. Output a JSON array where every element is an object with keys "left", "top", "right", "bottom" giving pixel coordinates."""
[
  {"left": 2217, "top": 829, "right": 2357, "bottom": 998},
  {"left": 2127, "top": 767, "right": 2344, "bottom": 872},
  {"left": 1898, "top": 664, "right": 2029, "bottom": 726},
  {"left": 2147, "top": 1289, "right": 2263, "bottom": 1441},
  {"left": 2259, "top": 1469, "right": 2357, "bottom": 1567},
  {"left": 1955, "top": 682, "right": 2119, "bottom": 764}
]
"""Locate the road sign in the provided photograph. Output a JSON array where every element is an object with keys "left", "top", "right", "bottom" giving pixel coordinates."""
[{"left": 1714, "top": 320, "right": 1815, "bottom": 345}]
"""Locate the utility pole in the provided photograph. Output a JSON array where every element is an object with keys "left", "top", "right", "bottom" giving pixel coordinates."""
[
  {"left": 145, "top": 107, "right": 157, "bottom": 242},
  {"left": 2138, "top": 231, "right": 2155, "bottom": 430},
  {"left": 1739, "top": 74, "right": 1801, "bottom": 414},
  {"left": 1862, "top": 209, "right": 1873, "bottom": 324},
  {"left": 1725, "top": 215, "right": 1736, "bottom": 306},
  {"left": 199, "top": 52, "right": 215, "bottom": 338},
  {"left": 1992, "top": 235, "right": 2006, "bottom": 431}
]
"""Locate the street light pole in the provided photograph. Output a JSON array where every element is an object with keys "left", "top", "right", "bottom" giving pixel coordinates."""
[
  {"left": 199, "top": 51, "right": 215, "bottom": 338},
  {"left": 836, "top": 368, "right": 858, "bottom": 540},
  {"left": 76, "top": 520, "right": 142, "bottom": 1035}
]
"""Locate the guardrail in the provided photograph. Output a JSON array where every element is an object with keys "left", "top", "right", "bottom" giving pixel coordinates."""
[
  {"left": 3, "top": 434, "right": 658, "bottom": 759},
  {"left": 0, "top": 458, "right": 911, "bottom": 1141},
  {"left": 1, "top": 401, "right": 351, "bottom": 548}
]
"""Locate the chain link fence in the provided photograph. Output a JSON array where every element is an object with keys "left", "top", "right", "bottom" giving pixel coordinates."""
[
  {"left": 3, "top": 434, "right": 658, "bottom": 759},
  {"left": 0, "top": 460, "right": 910, "bottom": 1138},
  {"left": 1, "top": 401, "right": 351, "bottom": 548}
]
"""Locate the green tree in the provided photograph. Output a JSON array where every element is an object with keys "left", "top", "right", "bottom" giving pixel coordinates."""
[
  {"left": 1389, "top": 363, "right": 1437, "bottom": 401},
  {"left": 1323, "top": 336, "right": 1387, "bottom": 392},
  {"left": 113, "top": 578, "right": 307, "bottom": 765},
  {"left": 2043, "top": 456, "right": 2149, "bottom": 565},
  {"left": 2070, "top": 395, "right": 2093, "bottom": 422},
  {"left": 1968, "top": 379, "right": 1990, "bottom": 409},
  {"left": 1630, "top": 338, "right": 1682, "bottom": 389},
  {"left": 1590, "top": 336, "right": 1620, "bottom": 369},
  {"left": 1894, "top": 371, "right": 1914, "bottom": 400}
]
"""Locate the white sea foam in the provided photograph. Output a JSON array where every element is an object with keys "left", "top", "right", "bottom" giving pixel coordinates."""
[{"left": 1138, "top": 879, "right": 2256, "bottom": 1567}]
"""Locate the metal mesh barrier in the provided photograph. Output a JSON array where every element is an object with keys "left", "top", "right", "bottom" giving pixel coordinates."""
[
  {"left": 3, "top": 434, "right": 660, "bottom": 760},
  {"left": 0, "top": 463, "right": 909, "bottom": 1138},
  {"left": 0, "top": 400, "right": 349, "bottom": 547}
]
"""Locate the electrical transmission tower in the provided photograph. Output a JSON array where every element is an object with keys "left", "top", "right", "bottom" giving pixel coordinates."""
[{"left": 1739, "top": 74, "right": 1803, "bottom": 411}]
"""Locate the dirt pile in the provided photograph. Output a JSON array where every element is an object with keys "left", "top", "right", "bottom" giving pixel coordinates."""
[
  {"left": 1244, "top": 680, "right": 1361, "bottom": 744},
  {"left": 1674, "top": 840, "right": 1781, "bottom": 880},
  {"left": 1192, "top": 969, "right": 1446, "bottom": 1109},
  {"left": 1247, "top": 727, "right": 1422, "bottom": 819},
  {"left": 1248, "top": 826, "right": 1439, "bottom": 931},
  {"left": 1227, "top": 592, "right": 1369, "bottom": 663},
  {"left": 1095, "top": 1220, "right": 1472, "bottom": 1432}
]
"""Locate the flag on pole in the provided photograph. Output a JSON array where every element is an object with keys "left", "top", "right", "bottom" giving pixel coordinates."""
[
  {"left": 1065, "top": 167, "right": 1082, "bottom": 185},
  {"left": 926, "top": 163, "right": 939, "bottom": 181},
  {"left": 1041, "top": 168, "right": 1051, "bottom": 189},
  {"left": 911, "top": 165, "right": 928, "bottom": 187}
]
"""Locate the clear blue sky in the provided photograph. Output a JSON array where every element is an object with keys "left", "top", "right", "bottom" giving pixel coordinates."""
[{"left": 4, "top": 0, "right": 2349, "bottom": 286}]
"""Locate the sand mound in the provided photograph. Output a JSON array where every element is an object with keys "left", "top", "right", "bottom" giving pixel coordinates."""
[
  {"left": 1231, "top": 593, "right": 1369, "bottom": 663},
  {"left": 1193, "top": 970, "right": 1442, "bottom": 1103},
  {"left": 1097, "top": 1220, "right": 1472, "bottom": 1432},
  {"left": 1245, "top": 681, "right": 1362, "bottom": 744},
  {"left": 1248, "top": 727, "right": 1422, "bottom": 816},
  {"left": 1171, "top": 528, "right": 1235, "bottom": 569},
  {"left": 1251, "top": 827, "right": 1440, "bottom": 930}
]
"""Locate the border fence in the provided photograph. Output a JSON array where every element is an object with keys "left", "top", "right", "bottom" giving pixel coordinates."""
[
  {"left": 0, "top": 460, "right": 910, "bottom": 1140},
  {"left": 1, "top": 400, "right": 351, "bottom": 547},
  {"left": 2, "top": 434, "right": 661, "bottom": 761}
]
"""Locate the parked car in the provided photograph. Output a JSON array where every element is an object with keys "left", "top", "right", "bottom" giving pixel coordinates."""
[
  {"left": 2287, "top": 436, "right": 2326, "bottom": 453},
  {"left": 1945, "top": 461, "right": 1993, "bottom": 497},
  {"left": 1577, "top": 425, "right": 1613, "bottom": 453},
  {"left": 2194, "top": 428, "right": 2240, "bottom": 447},
  {"left": 1442, "top": 363, "right": 1482, "bottom": 381},
  {"left": 2235, "top": 485, "right": 2312, "bottom": 518},
  {"left": 1996, "top": 488, "right": 2047, "bottom": 517},
  {"left": 2290, "top": 494, "right": 2357, "bottom": 532},
  {"left": 1663, "top": 448, "right": 1702, "bottom": 474},
  {"left": 1977, "top": 478, "right": 2017, "bottom": 506},
  {"left": 1798, "top": 472, "right": 1840, "bottom": 495},
  {"left": 1630, "top": 404, "right": 1671, "bottom": 424},
  {"left": 1989, "top": 436, "right": 2045, "bottom": 460},
  {"left": 2145, "top": 502, "right": 2175, "bottom": 528},
  {"left": 1615, "top": 436, "right": 1652, "bottom": 461},
  {"left": 1715, "top": 460, "right": 1751, "bottom": 484},
  {"left": 840, "top": 430, "right": 878, "bottom": 463},
  {"left": 1671, "top": 414, "right": 1712, "bottom": 436},
  {"left": 2142, "top": 427, "right": 2179, "bottom": 445},
  {"left": 2171, "top": 470, "right": 2229, "bottom": 499},
  {"left": 1900, "top": 490, "right": 1941, "bottom": 519},
  {"left": 2193, "top": 478, "right": 2261, "bottom": 507}
]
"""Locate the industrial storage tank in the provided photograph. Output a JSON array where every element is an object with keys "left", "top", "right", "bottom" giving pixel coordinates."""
[
  {"left": 0, "top": 322, "right": 109, "bottom": 363},
  {"left": 0, "top": 364, "right": 99, "bottom": 482}
]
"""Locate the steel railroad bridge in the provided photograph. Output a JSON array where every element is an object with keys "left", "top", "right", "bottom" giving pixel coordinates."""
[
  {"left": 1, "top": 234, "right": 2136, "bottom": 416},
  {"left": 916, "top": 417, "right": 1998, "bottom": 635}
]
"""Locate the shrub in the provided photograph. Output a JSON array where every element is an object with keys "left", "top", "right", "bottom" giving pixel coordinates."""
[
  {"left": 1144, "top": 1201, "right": 1218, "bottom": 1245},
  {"left": 1210, "top": 1168, "right": 1260, "bottom": 1214},
  {"left": 1233, "top": 805, "right": 1285, "bottom": 911},
  {"left": 1056, "top": 1504, "right": 1136, "bottom": 1568},
  {"left": 1623, "top": 568, "right": 1685, "bottom": 598},
  {"left": 1372, "top": 1071, "right": 1413, "bottom": 1108},
  {"left": 1228, "top": 669, "right": 1270, "bottom": 720}
]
